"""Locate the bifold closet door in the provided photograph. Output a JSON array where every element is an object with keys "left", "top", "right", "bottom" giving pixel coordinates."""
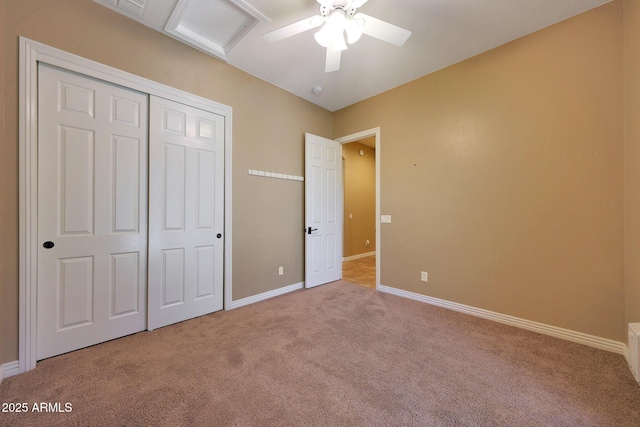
[
  {"left": 37, "top": 64, "right": 148, "bottom": 360},
  {"left": 147, "top": 96, "right": 225, "bottom": 330}
]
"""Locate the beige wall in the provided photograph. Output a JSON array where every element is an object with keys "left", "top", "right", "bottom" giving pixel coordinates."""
[
  {"left": 624, "top": 0, "right": 640, "bottom": 328},
  {"left": 335, "top": 2, "right": 625, "bottom": 341},
  {"left": 0, "top": 0, "right": 332, "bottom": 363},
  {"left": 343, "top": 141, "right": 376, "bottom": 258}
]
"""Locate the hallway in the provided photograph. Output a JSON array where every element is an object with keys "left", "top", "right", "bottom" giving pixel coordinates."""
[{"left": 342, "top": 256, "right": 376, "bottom": 289}]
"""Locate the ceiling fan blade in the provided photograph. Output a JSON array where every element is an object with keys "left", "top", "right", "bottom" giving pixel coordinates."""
[
  {"left": 325, "top": 48, "right": 342, "bottom": 72},
  {"left": 350, "top": 0, "right": 369, "bottom": 8},
  {"left": 262, "top": 15, "right": 324, "bottom": 43},
  {"left": 357, "top": 13, "right": 411, "bottom": 47}
]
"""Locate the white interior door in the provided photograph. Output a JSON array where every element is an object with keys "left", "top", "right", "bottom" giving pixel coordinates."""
[
  {"left": 305, "top": 133, "right": 343, "bottom": 288},
  {"left": 37, "top": 64, "right": 148, "bottom": 360},
  {"left": 148, "top": 96, "right": 224, "bottom": 330}
]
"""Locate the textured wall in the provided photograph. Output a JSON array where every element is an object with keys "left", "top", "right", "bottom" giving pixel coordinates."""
[
  {"left": 343, "top": 141, "right": 376, "bottom": 258},
  {"left": 335, "top": 2, "right": 625, "bottom": 341},
  {"left": 624, "top": 0, "right": 640, "bottom": 329},
  {"left": 0, "top": 0, "right": 332, "bottom": 363}
]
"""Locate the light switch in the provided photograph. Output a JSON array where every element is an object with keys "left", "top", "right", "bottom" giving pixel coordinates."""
[{"left": 381, "top": 215, "right": 392, "bottom": 224}]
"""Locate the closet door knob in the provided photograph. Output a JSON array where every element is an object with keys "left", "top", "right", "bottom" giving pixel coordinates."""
[{"left": 43, "top": 241, "right": 55, "bottom": 249}]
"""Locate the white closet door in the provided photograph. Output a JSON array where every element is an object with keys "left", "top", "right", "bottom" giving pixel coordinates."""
[
  {"left": 148, "top": 96, "right": 224, "bottom": 330},
  {"left": 37, "top": 64, "right": 148, "bottom": 360}
]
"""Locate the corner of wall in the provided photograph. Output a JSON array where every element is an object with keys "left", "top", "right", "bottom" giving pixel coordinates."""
[
  {"left": 623, "top": 0, "right": 640, "bottom": 334},
  {"left": 0, "top": 0, "right": 6, "bottom": 367}
]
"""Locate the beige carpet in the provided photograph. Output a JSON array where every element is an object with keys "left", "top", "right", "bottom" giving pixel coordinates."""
[{"left": 1, "top": 281, "right": 640, "bottom": 426}]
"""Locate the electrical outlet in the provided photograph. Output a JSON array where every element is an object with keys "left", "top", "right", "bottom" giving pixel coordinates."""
[
  {"left": 421, "top": 271, "right": 428, "bottom": 282},
  {"left": 279, "top": 267, "right": 284, "bottom": 276}
]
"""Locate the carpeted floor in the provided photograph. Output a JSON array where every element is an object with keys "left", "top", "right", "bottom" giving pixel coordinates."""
[{"left": 1, "top": 281, "right": 640, "bottom": 426}]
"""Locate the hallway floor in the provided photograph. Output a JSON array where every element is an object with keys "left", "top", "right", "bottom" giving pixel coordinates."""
[{"left": 342, "top": 256, "right": 376, "bottom": 289}]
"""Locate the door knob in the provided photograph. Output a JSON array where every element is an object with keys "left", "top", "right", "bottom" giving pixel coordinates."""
[
  {"left": 217, "top": 233, "right": 222, "bottom": 238},
  {"left": 306, "top": 227, "right": 318, "bottom": 235},
  {"left": 43, "top": 241, "right": 55, "bottom": 249}
]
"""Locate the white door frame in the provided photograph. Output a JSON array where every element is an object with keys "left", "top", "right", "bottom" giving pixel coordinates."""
[
  {"left": 335, "top": 128, "right": 381, "bottom": 289},
  {"left": 18, "top": 37, "right": 234, "bottom": 373}
]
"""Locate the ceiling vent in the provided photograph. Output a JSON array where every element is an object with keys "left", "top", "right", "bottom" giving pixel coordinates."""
[
  {"left": 118, "top": 0, "right": 147, "bottom": 18},
  {"left": 93, "top": 0, "right": 147, "bottom": 19}
]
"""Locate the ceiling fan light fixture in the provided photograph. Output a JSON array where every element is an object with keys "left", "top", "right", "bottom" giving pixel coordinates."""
[
  {"left": 313, "top": 28, "right": 331, "bottom": 48},
  {"left": 314, "top": 8, "right": 347, "bottom": 48},
  {"left": 345, "top": 17, "right": 364, "bottom": 44},
  {"left": 330, "top": 33, "right": 348, "bottom": 51},
  {"left": 262, "top": 0, "right": 410, "bottom": 73}
]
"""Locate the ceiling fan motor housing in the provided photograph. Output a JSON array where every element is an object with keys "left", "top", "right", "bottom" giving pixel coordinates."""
[{"left": 319, "top": 0, "right": 362, "bottom": 18}]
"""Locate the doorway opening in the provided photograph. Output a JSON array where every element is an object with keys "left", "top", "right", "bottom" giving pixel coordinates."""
[
  {"left": 342, "top": 138, "right": 376, "bottom": 288},
  {"left": 336, "top": 128, "right": 381, "bottom": 290}
]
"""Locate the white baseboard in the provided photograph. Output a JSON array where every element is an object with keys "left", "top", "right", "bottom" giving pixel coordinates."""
[
  {"left": 343, "top": 251, "right": 376, "bottom": 262},
  {"left": 378, "top": 284, "right": 625, "bottom": 355},
  {"left": 228, "top": 282, "right": 304, "bottom": 310},
  {"left": 1, "top": 361, "right": 20, "bottom": 383}
]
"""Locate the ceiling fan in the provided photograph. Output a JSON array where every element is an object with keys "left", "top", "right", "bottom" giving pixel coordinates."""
[{"left": 262, "top": 0, "right": 411, "bottom": 72}]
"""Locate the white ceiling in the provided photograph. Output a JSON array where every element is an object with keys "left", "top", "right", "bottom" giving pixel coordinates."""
[{"left": 93, "top": 0, "right": 611, "bottom": 112}]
